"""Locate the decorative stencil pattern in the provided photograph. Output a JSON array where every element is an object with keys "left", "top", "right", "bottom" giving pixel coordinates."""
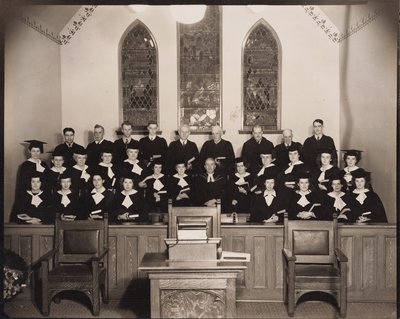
[
  {"left": 178, "top": 6, "right": 221, "bottom": 132},
  {"left": 60, "top": 6, "right": 97, "bottom": 45},
  {"left": 243, "top": 21, "right": 279, "bottom": 130},
  {"left": 121, "top": 22, "right": 158, "bottom": 130}
]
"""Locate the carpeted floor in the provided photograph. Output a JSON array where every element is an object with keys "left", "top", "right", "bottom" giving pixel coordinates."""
[{"left": 3, "top": 297, "right": 397, "bottom": 319}]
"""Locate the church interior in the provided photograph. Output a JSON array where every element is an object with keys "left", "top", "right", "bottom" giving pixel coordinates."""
[{"left": 3, "top": 1, "right": 397, "bottom": 318}]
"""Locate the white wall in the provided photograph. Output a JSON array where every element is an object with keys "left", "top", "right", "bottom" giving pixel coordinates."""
[{"left": 4, "top": 20, "right": 62, "bottom": 222}]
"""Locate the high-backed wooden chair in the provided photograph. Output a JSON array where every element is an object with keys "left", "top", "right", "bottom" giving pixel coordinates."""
[
  {"left": 282, "top": 212, "right": 348, "bottom": 318},
  {"left": 39, "top": 213, "right": 109, "bottom": 316},
  {"left": 168, "top": 199, "right": 221, "bottom": 238}
]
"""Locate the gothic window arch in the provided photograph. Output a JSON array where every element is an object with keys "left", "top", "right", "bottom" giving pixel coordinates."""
[
  {"left": 120, "top": 20, "right": 158, "bottom": 131},
  {"left": 242, "top": 19, "right": 281, "bottom": 131}
]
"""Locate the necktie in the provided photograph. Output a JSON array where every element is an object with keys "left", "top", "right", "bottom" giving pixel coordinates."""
[{"left": 182, "top": 141, "right": 186, "bottom": 146}]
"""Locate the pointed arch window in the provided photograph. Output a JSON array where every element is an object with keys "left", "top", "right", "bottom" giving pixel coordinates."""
[
  {"left": 120, "top": 21, "right": 158, "bottom": 131},
  {"left": 242, "top": 20, "right": 281, "bottom": 131}
]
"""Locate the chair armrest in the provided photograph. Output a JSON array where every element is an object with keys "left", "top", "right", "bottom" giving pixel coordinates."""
[
  {"left": 36, "top": 248, "right": 59, "bottom": 267},
  {"left": 283, "top": 248, "right": 296, "bottom": 261},
  {"left": 91, "top": 247, "right": 109, "bottom": 262},
  {"left": 334, "top": 248, "right": 348, "bottom": 262}
]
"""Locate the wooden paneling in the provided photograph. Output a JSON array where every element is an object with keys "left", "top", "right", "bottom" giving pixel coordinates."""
[{"left": 4, "top": 223, "right": 396, "bottom": 302}]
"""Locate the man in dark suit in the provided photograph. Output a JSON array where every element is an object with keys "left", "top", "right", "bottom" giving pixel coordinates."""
[
  {"left": 54, "top": 127, "right": 84, "bottom": 168},
  {"left": 86, "top": 124, "right": 114, "bottom": 166},
  {"left": 274, "top": 129, "right": 303, "bottom": 171},
  {"left": 302, "top": 119, "right": 337, "bottom": 169},
  {"left": 241, "top": 125, "right": 274, "bottom": 175},
  {"left": 113, "top": 121, "right": 139, "bottom": 165},
  {"left": 139, "top": 121, "right": 168, "bottom": 167},
  {"left": 166, "top": 125, "right": 199, "bottom": 175}
]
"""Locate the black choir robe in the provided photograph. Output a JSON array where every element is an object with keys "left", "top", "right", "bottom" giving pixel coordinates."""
[
  {"left": 195, "top": 173, "right": 227, "bottom": 211},
  {"left": 199, "top": 139, "right": 235, "bottom": 176},
  {"left": 250, "top": 190, "right": 285, "bottom": 223},
  {"left": 16, "top": 160, "right": 48, "bottom": 196},
  {"left": 139, "top": 136, "right": 168, "bottom": 166},
  {"left": 142, "top": 174, "right": 169, "bottom": 214},
  {"left": 51, "top": 190, "right": 82, "bottom": 220},
  {"left": 277, "top": 161, "right": 309, "bottom": 193},
  {"left": 166, "top": 139, "right": 199, "bottom": 174},
  {"left": 46, "top": 167, "right": 67, "bottom": 195},
  {"left": 82, "top": 188, "right": 114, "bottom": 220},
  {"left": 241, "top": 137, "right": 274, "bottom": 175},
  {"left": 54, "top": 142, "right": 84, "bottom": 168},
  {"left": 347, "top": 189, "right": 387, "bottom": 223},
  {"left": 228, "top": 172, "right": 254, "bottom": 214},
  {"left": 113, "top": 138, "right": 139, "bottom": 165},
  {"left": 340, "top": 167, "right": 368, "bottom": 192},
  {"left": 70, "top": 165, "right": 92, "bottom": 197},
  {"left": 111, "top": 190, "right": 145, "bottom": 223},
  {"left": 118, "top": 159, "right": 147, "bottom": 187},
  {"left": 302, "top": 135, "right": 337, "bottom": 169},
  {"left": 86, "top": 139, "right": 114, "bottom": 166},
  {"left": 10, "top": 190, "right": 51, "bottom": 224},
  {"left": 169, "top": 174, "right": 194, "bottom": 207},
  {"left": 274, "top": 142, "right": 303, "bottom": 170},
  {"left": 322, "top": 191, "right": 351, "bottom": 222},
  {"left": 96, "top": 163, "right": 119, "bottom": 192},
  {"left": 287, "top": 190, "right": 324, "bottom": 220},
  {"left": 253, "top": 164, "right": 279, "bottom": 190},
  {"left": 311, "top": 165, "right": 341, "bottom": 193}
]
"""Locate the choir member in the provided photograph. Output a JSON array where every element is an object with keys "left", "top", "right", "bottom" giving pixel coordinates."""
[
  {"left": 112, "top": 172, "right": 145, "bottom": 223},
  {"left": 347, "top": 170, "right": 387, "bottom": 223},
  {"left": 229, "top": 158, "right": 254, "bottom": 214},
  {"left": 113, "top": 121, "right": 139, "bottom": 165},
  {"left": 241, "top": 125, "right": 274, "bottom": 175},
  {"left": 302, "top": 119, "right": 337, "bottom": 169},
  {"left": 54, "top": 127, "right": 84, "bottom": 168},
  {"left": 11, "top": 174, "right": 51, "bottom": 224},
  {"left": 311, "top": 149, "right": 341, "bottom": 194},
  {"left": 16, "top": 140, "right": 48, "bottom": 196},
  {"left": 51, "top": 171, "right": 81, "bottom": 221},
  {"left": 195, "top": 157, "right": 227, "bottom": 211},
  {"left": 169, "top": 161, "right": 194, "bottom": 207},
  {"left": 46, "top": 149, "right": 67, "bottom": 195},
  {"left": 250, "top": 173, "right": 285, "bottom": 223},
  {"left": 97, "top": 148, "right": 118, "bottom": 193},
  {"left": 274, "top": 129, "right": 303, "bottom": 170},
  {"left": 83, "top": 170, "right": 114, "bottom": 220},
  {"left": 253, "top": 148, "right": 279, "bottom": 190},
  {"left": 139, "top": 122, "right": 168, "bottom": 167},
  {"left": 119, "top": 140, "right": 147, "bottom": 186},
  {"left": 166, "top": 125, "right": 199, "bottom": 175},
  {"left": 340, "top": 149, "right": 366, "bottom": 192},
  {"left": 70, "top": 147, "right": 91, "bottom": 197},
  {"left": 199, "top": 126, "right": 235, "bottom": 177},
  {"left": 322, "top": 175, "right": 351, "bottom": 222},
  {"left": 86, "top": 124, "right": 114, "bottom": 166},
  {"left": 287, "top": 173, "right": 324, "bottom": 220},
  {"left": 139, "top": 159, "right": 169, "bottom": 214}
]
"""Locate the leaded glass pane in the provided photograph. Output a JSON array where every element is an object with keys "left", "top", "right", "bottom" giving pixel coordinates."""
[
  {"left": 121, "top": 22, "right": 158, "bottom": 130},
  {"left": 179, "top": 6, "right": 221, "bottom": 131},
  {"left": 243, "top": 23, "right": 280, "bottom": 131}
]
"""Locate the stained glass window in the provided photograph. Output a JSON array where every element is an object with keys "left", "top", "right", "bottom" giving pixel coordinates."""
[
  {"left": 178, "top": 6, "right": 221, "bottom": 132},
  {"left": 121, "top": 21, "right": 158, "bottom": 130},
  {"left": 243, "top": 21, "right": 280, "bottom": 131}
]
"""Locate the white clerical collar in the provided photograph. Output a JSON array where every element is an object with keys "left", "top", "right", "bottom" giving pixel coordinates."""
[
  {"left": 152, "top": 173, "right": 164, "bottom": 179},
  {"left": 320, "top": 164, "right": 333, "bottom": 171},
  {"left": 51, "top": 166, "right": 66, "bottom": 173},
  {"left": 296, "top": 190, "right": 311, "bottom": 196},
  {"left": 92, "top": 187, "right": 106, "bottom": 194},
  {"left": 353, "top": 188, "right": 370, "bottom": 194},
  {"left": 73, "top": 164, "right": 88, "bottom": 171},
  {"left": 57, "top": 190, "right": 72, "bottom": 196},
  {"left": 99, "top": 162, "right": 113, "bottom": 168},
  {"left": 28, "top": 190, "right": 43, "bottom": 196},
  {"left": 235, "top": 172, "right": 250, "bottom": 178},
  {"left": 121, "top": 189, "right": 137, "bottom": 196},
  {"left": 124, "top": 159, "right": 139, "bottom": 165},
  {"left": 28, "top": 158, "right": 40, "bottom": 163},
  {"left": 95, "top": 139, "right": 104, "bottom": 144},
  {"left": 173, "top": 173, "right": 188, "bottom": 179},
  {"left": 290, "top": 160, "right": 303, "bottom": 166},
  {"left": 345, "top": 166, "right": 359, "bottom": 173},
  {"left": 328, "top": 191, "right": 345, "bottom": 198}
]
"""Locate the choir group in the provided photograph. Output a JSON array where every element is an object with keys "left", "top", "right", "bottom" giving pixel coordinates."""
[{"left": 10, "top": 119, "right": 387, "bottom": 225}]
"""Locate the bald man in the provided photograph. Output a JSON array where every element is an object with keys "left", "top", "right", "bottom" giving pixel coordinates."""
[
  {"left": 274, "top": 129, "right": 303, "bottom": 171},
  {"left": 199, "top": 126, "right": 235, "bottom": 177}
]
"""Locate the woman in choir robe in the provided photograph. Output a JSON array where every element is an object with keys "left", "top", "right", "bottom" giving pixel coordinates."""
[
  {"left": 70, "top": 147, "right": 91, "bottom": 197},
  {"left": 97, "top": 148, "right": 118, "bottom": 193},
  {"left": 253, "top": 148, "right": 279, "bottom": 191},
  {"left": 46, "top": 149, "right": 67, "bottom": 195},
  {"left": 119, "top": 141, "right": 147, "bottom": 188},
  {"left": 347, "top": 170, "right": 387, "bottom": 223},
  {"left": 250, "top": 173, "right": 285, "bottom": 223},
  {"left": 340, "top": 149, "right": 367, "bottom": 192},
  {"left": 287, "top": 173, "right": 324, "bottom": 220},
  {"left": 51, "top": 171, "right": 81, "bottom": 221},
  {"left": 139, "top": 159, "right": 169, "bottom": 214},
  {"left": 311, "top": 149, "right": 341, "bottom": 194},
  {"left": 82, "top": 170, "right": 114, "bottom": 220},
  {"left": 169, "top": 161, "right": 193, "bottom": 207},
  {"left": 229, "top": 158, "right": 254, "bottom": 214},
  {"left": 112, "top": 172, "right": 145, "bottom": 223},
  {"left": 16, "top": 140, "right": 48, "bottom": 196},
  {"left": 322, "top": 175, "right": 351, "bottom": 222},
  {"left": 11, "top": 174, "right": 51, "bottom": 224}
]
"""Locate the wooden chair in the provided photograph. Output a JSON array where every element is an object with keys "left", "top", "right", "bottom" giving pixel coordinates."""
[
  {"left": 282, "top": 212, "right": 348, "bottom": 318},
  {"left": 39, "top": 213, "right": 109, "bottom": 316}
]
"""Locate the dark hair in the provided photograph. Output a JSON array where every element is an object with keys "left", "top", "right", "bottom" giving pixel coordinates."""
[
  {"left": 313, "top": 119, "right": 324, "bottom": 126},
  {"left": 94, "top": 124, "right": 105, "bottom": 131},
  {"left": 147, "top": 121, "right": 158, "bottom": 127},
  {"left": 343, "top": 152, "right": 362, "bottom": 164},
  {"left": 121, "top": 121, "right": 132, "bottom": 129},
  {"left": 63, "top": 127, "right": 75, "bottom": 135}
]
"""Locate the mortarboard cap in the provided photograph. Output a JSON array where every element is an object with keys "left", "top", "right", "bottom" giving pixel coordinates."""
[
  {"left": 316, "top": 148, "right": 337, "bottom": 156},
  {"left": 47, "top": 149, "right": 64, "bottom": 157},
  {"left": 120, "top": 171, "right": 136, "bottom": 181},
  {"left": 342, "top": 149, "right": 363, "bottom": 161},
  {"left": 126, "top": 140, "right": 140, "bottom": 150},
  {"left": 73, "top": 146, "right": 87, "bottom": 155},
  {"left": 152, "top": 158, "right": 163, "bottom": 166},
  {"left": 287, "top": 144, "right": 301, "bottom": 152},
  {"left": 59, "top": 170, "right": 72, "bottom": 180},
  {"left": 262, "top": 170, "right": 277, "bottom": 181},
  {"left": 24, "top": 140, "right": 47, "bottom": 153},
  {"left": 259, "top": 147, "right": 276, "bottom": 158},
  {"left": 90, "top": 167, "right": 106, "bottom": 180},
  {"left": 174, "top": 159, "right": 187, "bottom": 167},
  {"left": 351, "top": 169, "right": 370, "bottom": 181},
  {"left": 295, "top": 169, "right": 311, "bottom": 181},
  {"left": 100, "top": 146, "right": 114, "bottom": 155}
]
